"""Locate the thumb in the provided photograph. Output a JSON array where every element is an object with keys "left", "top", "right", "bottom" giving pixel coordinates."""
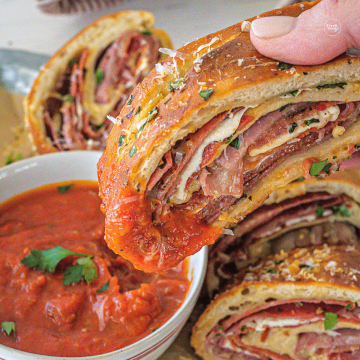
[{"left": 250, "top": 0, "right": 360, "bottom": 65}]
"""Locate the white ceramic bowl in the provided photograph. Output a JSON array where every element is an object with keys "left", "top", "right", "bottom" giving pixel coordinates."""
[{"left": 0, "top": 151, "right": 207, "bottom": 360}]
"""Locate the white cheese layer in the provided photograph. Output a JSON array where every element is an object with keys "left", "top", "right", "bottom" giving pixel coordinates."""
[
  {"left": 173, "top": 107, "right": 249, "bottom": 201},
  {"left": 249, "top": 105, "right": 340, "bottom": 157}
]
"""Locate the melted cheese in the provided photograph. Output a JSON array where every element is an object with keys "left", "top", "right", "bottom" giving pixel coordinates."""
[
  {"left": 173, "top": 107, "right": 249, "bottom": 201},
  {"left": 249, "top": 105, "right": 340, "bottom": 157}
]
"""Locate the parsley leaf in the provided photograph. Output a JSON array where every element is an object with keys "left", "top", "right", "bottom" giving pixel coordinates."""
[
  {"left": 305, "top": 118, "right": 320, "bottom": 126},
  {"left": 63, "top": 257, "right": 97, "bottom": 285},
  {"left": 322, "top": 162, "right": 332, "bottom": 175},
  {"left": 199, "top": 89, "right": 214, "bottom": 101},
  {"left": 126, "top": 95, "right": 134, "bottom": 105},
  {"left": 64, "top": 95, "right": 74, "bottom": 102},
  {"left": 296, "top": 176, "right": 305, "bottom": 182},
  {"left": 141, "top": 29, "right": 152, "bottom": 36},
  {"left": 58, "top": 184, "right": 74, "bottom": 193},
  {"left": 63, "top": 264, "right": 83, "bottom": 285},
  {"left": 229, "top": 137, "right": 241, "bottom": 150},
  {"left": 290, "top": 90, "right": 299, "bottom": 96},
  {"left": 96, "top": 68, "right": 104, "bottom": 84},
  {"left": 316, "top": 82, "right": 347, "bottom": 90},
  {"left": 331, "top": 203, "right": 351, "bottom": 218},
  {"left": 96, "top": 280, "right": 110, "bottom": 293},
  {"left": 288, "top": 122, "right": 298, "bottom": 133},
  {"left": 129, "top": 147, "right": 137, "bottom": 157},
  {"left": 324, "top": 312, "right": 338, "bottom": 330},
  {"left": 1, "top": 321, "right": 15, "bottom": 336},
  {"left": 21, "top": 246, "right": 91, "bottom": 273},
  {"left": 5, "top": 152, "right": 23, "bottom": 165},
  {"left": 279, "top": 104, "right": 291, "bottom": 112},
  {"left": 309, "top": 159, "right": 329, "bottom": 177},
  {"left": 135, "top": 106, "right": 141, "bottom": 115},
  {"left": 277, "top": 62, "right": 293, "bottom": 70},
  {"left": 345, "top": 302, "right": 354, "bottom": 310},
  {"left": 169, "top": 79, "right": 182, "bottom": 92},
  {"left": 316, "top": 205, "right": 325, "bottom": 217},
  {"left": 118, "top": 134, "right": 125, "bottom": 147}
]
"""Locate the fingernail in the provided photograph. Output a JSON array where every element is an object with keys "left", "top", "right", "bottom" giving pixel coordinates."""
[{"left": 251, "top": 16, "right": 297, "bottom": 39}]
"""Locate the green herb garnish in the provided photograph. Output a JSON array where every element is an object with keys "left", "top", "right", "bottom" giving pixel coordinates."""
[
  {"left": 127, "top": 95, "right": 134, "bottom": 105},
  {"left": 296, "top": 176, "right": 305, "bottom": 182},
  {"left": 164, "top": 98, "right": 171, "bottom": 105},
  {"left": 266, "top": 268, "right": 277, "bottom": 274},
  {"left": 322, "top": 162, "right": 332, "bottom": 175},
  {"left": 118, "top": 134, "right": 125, "bottom": 147},
  {"left": 274, "top": 259, "right": 284, "bottom": 265},
  {"left": 169, "top": 79, "right": 182, "bottom": 92},
  {"left": 141, "top": 30, "right": 152, "bottom": 36},
  {"left": 277, "top": 62, "right": 293, "bottom": 70},
  {"left": 305, "top": 118, "right": 320, "bottom": 126},
  {"left": 316, "top": 82, "right": 347, "bottom": 90},
  {"left": 1, "top": 321, "right": 15, "bottom": 336},
  {"left": 288, "top": 122, "right": 298, "bottom": 133},
  {"left": 21, "top": 246, "right": 91, "bottom": 273},
  {"left": 309, "top": 159, "right": 329, "bottom": 177},
  {"left": 64, "top": 95, "right": 74, "bottom": 102},
  {"left": 126, "top": 108, "right": 134, "bottom": 119},
  {"left": 229, "top": 137, "right": 241, "bottom": 150},
  {"left": 5, "top": 152, "right": 23, "bottom": 165},
  {"left": 96, "top": 280, "right": 110, "bottom": 293},
  {"left": 279, "top": 104, "right": 291, "bottom": 112},
  {"left": 135, "top": 106, "right": 141, "bottom": 115},
  {"left": 316, "top": 205, "right": 325, "bottom": 217},
  {"left": 331, "top": 203, "right": 351, "bottom": 218},
  {"left": 291, "top": 90, "right": 299, "bottom": 96},
  {"left": 63, "top": 257, "right": 97, "bottom": 285},
  {"left": 96, "top": 68, "right": 104, "bottom": 84},
  {"left": 129, "top": 147, "right": 137, "bottom": 157},
  {"left": 324, "top": 312, "right": 338, "bottom": 330},
  {"left": 241, "top": 325, "right": 246, "bottom": 332},
  {"left": 58, "top": 184, "right": 74, "bottom": 193},
  {"left": 199, "top": 88, "right": 214, "bottom": 101}
]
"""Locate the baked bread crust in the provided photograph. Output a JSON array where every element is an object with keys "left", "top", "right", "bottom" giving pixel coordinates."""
[
  {"left": 98, "top": 1, "right": 360, "bottom": 272},
  {"left": 25, "top": 10, "right": 172, "bottom": 153},
  {"left": 191, "top": 245, "right": 360, "bottom": 360}
]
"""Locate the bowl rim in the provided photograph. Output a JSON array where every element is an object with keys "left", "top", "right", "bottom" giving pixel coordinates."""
[{"left": 0, "top": 151, "right": 208, "bottom": 359}]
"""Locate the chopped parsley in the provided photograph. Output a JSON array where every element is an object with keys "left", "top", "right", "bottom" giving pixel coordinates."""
[
  {"left": 69, "top": 58, "right": 78, "bottom": 65},
  {"left": 96, "top": 68, "right": 104, "bottom": 84},
  {"left": 288, "top": 122, "right": 298, "bottom": 133},
  {"left": 135, "top": 106, "right": 141, "bottom": 115},
  {"left": 266, "top": 267, "right": 277, "bottom": 274},
  {"left": 316, "top": 82, "right": 347, "bottom": 90},
  {"left": 164, "top": 97, "right": 171, "bottom": 105},
  {"left": 5, "top": 152, "right": 23, "bottom": 165},
  {"left": 118, "top": 134, "right": 125, "bottom": 147},
  {"left": 1, "top": 321, "right": 15, "bottom": 336},
  {"left": 127, "top": 95, "right": 134, "bottom": 105},
  {"left": 129, "top": 147, "right": 137, "bottom": 157},
  {"left": 141, "top": 29, "right": 152, "bottom": 35},
  {"left": 316, "top": 205, "right": 325, "bottom": 217},
  {"left": 199, "top": 88, "right": 214, "bottom": 101},
  {"left": 64, "top": 95, "right": 74, "bottom": 102},
  {"left": 241, "top": 325, "right": 246, "bottom": 332},
  {"left": 169, "top": 79, "right": 182, "bottom": 92},
  {"left": 229, "top": 137, "right": 241, "bottom": 150},
  {"left": 277, "top": 62, "right": 293, "bottom": 70},
  {"left": 333, "top": 155, "right": 337, "bottom": 159},
  {"left": 21, "top": 246, "right": 97, "bottom": 285},
  {"left": 96, "top": 280, "right": 110, "bottom": 293},
  {"left": 217, "top": 326, "right": 223, "bottom": 331},
  {"left": 279, "top": 104, "right": 291, "bottom": 112},
  {"left": 296, "top": 176, "right": 305, "bottom": 182},
  {"left": 126, "top": 108, "right": 134, "bottom": 119},
  {"left": 304, "top": 118, "right": 320, "bottom": 126},
  {"left": 331, "top": 203, "right": 351, "bottom": 218},
  {"left": 309, "top": 159, "right": 330, "bottom": 177},
  {"left": 322, "top": 162, "right": 332, "bottom": 175},
  {"left": 58, "top": 184, "right": 74, "bottom": 193},
  {"left": 166, "top": 197, "right": 170, "bottom": 204},
  {"left": 274, "top": 259, "right": 284, "bottom": 265},
  {"left": 345, "top": 302, "right": 354, "bottom": 310},
  {"left": 324, "top": 312, "right": 338, "bottom": 330},
  {"left": 290, "top": 90, "right": 299, "bottom": 96}
]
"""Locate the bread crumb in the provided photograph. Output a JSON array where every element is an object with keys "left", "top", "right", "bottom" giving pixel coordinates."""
[
  {"left": 241, "top": 21, "right": 251, "bottom": 32},
  {"left": 332, "top": 126, "right": 345, "bottom": 138}
]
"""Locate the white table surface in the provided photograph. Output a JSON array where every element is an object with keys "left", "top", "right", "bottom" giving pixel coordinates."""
[{"left": 1, "top": 0, "right": 282, "bottom": 56}]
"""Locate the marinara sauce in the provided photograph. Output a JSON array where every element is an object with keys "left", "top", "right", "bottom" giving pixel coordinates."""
[{"left": 0, "top": 181, "right": 190, "bottom": 356}]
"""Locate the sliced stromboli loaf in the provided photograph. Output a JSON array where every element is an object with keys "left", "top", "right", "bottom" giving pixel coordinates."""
[
  {"left": 25, "top": 10, "right": 172, "bottom": 153},
  {"left": 207, "top": 168, "right": 360, "bottom": 298},
  {"left": 97, "top": 0, "right": 360, "bottom": 272},
  {"left": 192, "top": 245, "right": 360, "bottom": 360}
]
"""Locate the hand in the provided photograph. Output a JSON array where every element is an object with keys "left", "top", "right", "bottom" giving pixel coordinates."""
[{"left": 250, "top": 0, "right": 360, "bottom": 169}]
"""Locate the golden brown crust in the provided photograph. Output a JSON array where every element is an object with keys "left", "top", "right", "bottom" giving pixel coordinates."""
[
  {"left": 24, "top": 10, "right": 172, "bottom": 154},
  {"left": 191, "top": 245, "right": 360, "bottom": 360}
]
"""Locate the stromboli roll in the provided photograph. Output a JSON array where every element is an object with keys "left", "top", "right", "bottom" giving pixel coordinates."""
[
  {"left": 207, "top": 169, "right": 360, "bottom": 298},
  {"left": 25, "top": 11, "right": 172, "bottom": 153},
  {"left": 191, "top": 245, "right": 360, "bottom": 360},
  {"left": 97, "top": 0, "right": 360, "bottom": 272}
]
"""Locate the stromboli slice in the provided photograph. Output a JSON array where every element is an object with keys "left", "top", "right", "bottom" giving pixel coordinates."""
[
  {"left": 207, "top": 168, "right": 360, "bottom": 298},
  {"left": 191, "top": 245, "right": 360, "bottom": 360},
  {"left": 97, "top": 0, "right": 360, "bottom": 272},
  {"left": 25, "top": 11, "right": 172, "bottom": 153}
]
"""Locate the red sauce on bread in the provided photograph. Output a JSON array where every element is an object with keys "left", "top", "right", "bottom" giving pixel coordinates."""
[{"left": 0, "top": 181, "right": 189, "bottom": 356}]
